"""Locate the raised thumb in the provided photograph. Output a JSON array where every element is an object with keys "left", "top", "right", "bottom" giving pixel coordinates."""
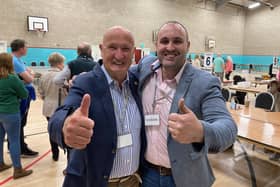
[
  {"left": 178, "top": 98, "right": 191, "bottom": 114},
  {"left": 79, "top": 94, "right": 91, "bottom": 116}
]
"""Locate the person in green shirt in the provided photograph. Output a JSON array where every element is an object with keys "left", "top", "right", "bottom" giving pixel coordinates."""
[
  {"left": 0, "top": 52, "right": 33, "bottom": 179},
  {"left": 213, "top": 54, "right": 225, "bottom": 82}
]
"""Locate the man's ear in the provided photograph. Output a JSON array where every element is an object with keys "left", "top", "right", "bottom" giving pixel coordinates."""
[{"left": 187, "top": 41, "right": 191, "bottom": 50}]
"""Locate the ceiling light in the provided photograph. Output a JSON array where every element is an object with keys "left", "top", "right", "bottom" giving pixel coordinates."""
[{"left": 248, "top": 2, "right": 261, "bottom": 9}]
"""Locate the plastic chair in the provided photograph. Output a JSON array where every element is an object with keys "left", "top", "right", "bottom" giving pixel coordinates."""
[
  {"left": 221, "top": 88, "right": 231, "bottom": 101},
  {"left": 31, "top": 62, "right": 37, "bottom": 66},
  {"left": 39, "top": 61, "right": 45, "bottom": 66},
  {"left": 255, "top": 92, "right": 275, "bottom": 111}
]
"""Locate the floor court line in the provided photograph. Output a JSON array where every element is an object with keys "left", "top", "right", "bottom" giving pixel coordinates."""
[{"left": 0, "top": 149, "right": 51, "bottom": 186}]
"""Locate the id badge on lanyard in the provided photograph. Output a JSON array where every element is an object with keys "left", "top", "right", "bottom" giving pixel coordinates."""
[
  {"left": 117, "top": 134, "right": 133, "bottom": 149},
  {"left": 145, "top": 114, "right": 160, "bottom": 126},
  {"left": 145, "top": 73, "right": 160, "bottom": 127}
]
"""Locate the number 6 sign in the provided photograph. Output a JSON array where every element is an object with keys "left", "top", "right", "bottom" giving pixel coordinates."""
[{"left": 204, "top": 53, "right": 213, "bottom": 68}]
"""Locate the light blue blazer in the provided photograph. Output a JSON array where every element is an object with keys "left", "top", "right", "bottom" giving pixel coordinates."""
[{"left": 135, "top": 56, "right": 237, "bottom": 187}]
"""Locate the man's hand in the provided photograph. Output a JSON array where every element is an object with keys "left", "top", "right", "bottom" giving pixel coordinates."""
[
  {"left": 26, "top": 67, "right": 35, "bottom": 78},
  {"left": 168, "top": 98, "right": 204, "bottom": 144},
  {"left": 62, "top": 94, "right": 94, "bottom": 149},
  {"left": 68, "top": 75, "right": 76, "bottom": 88}
]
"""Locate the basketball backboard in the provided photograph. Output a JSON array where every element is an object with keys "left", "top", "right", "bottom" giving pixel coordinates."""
[{"left": 27, "top": 16, "right": 48, "bottom": 32}]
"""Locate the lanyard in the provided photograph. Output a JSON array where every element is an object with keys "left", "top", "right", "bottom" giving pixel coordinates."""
[
  {"left": 152, "top": 72, "right": 174, "bottom": 113},
  {"left": 152, "top": 73, "right": 158, "bottom": 113},
  {"left": 111, "top": 83, "right": 130, "bottom": 133}
]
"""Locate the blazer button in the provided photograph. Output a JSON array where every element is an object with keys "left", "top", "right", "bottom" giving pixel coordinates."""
[
  {"left": 112, "top": 149, "right": 116, "bottom": 154},
  {"left": 104, "top": 175, "right": 109, "bottom": 179}
]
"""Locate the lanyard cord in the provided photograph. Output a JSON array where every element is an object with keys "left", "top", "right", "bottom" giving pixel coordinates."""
[
  {"left": 152, "top": 73, "right": 158, "bottom": 113},
  {"left": 152, "top": 72, "right": 174, "bottom": 113},
  {"left": 111, "top": 84, "right": 129, "bottom": 134}
]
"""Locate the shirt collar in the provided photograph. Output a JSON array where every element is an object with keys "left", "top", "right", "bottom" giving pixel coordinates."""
[
  {"left": 156, "top": 61, "right": 187, "bottom": 85},
  {"left": 49, "top": 67, "right": 61, "bottom": 72},
  {"left": 174, "top": 62, "right": 187, "bottom": 84},
  {"left": 12, "top": 55, "right": 23, "bottom": 63},
  {"left": 101, "top": 65, "right": 129, "bottom": 87}
]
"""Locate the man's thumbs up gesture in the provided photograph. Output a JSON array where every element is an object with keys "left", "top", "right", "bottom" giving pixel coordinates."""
[
  {"left": 168, "top": 99, "right": 204, "bottom": 144},
  {"left": 63, "top": 94, "right": 95, "bottom": 149}
]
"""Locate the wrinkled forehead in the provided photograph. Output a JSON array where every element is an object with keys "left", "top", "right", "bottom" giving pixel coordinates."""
[
  {"left": 103, "top": 28, "right": 134, "bottom": 46},
  {"left": 158, "top": 23, "right": 188, "bottom": 41}
]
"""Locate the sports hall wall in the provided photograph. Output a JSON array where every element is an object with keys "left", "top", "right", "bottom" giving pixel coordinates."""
[{"left": 0, "top": 0, "right": 279, "bottom": 68}]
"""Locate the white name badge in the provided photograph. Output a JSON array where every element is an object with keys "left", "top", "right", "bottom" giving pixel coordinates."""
[
  {"left": 117, "top": 134, "right": 132, "bottom": 149},
  {"left": 145, "top": 114, "right": 160, "bottom": 126}
]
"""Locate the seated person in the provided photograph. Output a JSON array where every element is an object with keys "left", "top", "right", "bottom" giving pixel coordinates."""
[
  {"left": 268, "top": 80, "right": 280, "bottom": 112},
  {"left": 268, "top": 80, "right": 280, "bottom": 161},
  {"left": 276, "top": 67, "right": 280, "bottom": 81},
  {"left": 232, "top": 75, "right": 247, "bottom": 105}
]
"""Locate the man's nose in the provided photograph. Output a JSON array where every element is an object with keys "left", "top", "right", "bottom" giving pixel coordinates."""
[
  {"left": 114, "top": 48, "right": 125, "bottom": 60},
  {"left": 166, "top": 42, "right": 175, "bottom": 51}
]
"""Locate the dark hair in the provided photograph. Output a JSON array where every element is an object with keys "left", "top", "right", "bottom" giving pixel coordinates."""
[
  {"left": 157, "top": 20, "right": 189, "bottom": 41},
  {"left": 10, "top": 39, "right": 26, "bottom": 52},
  {"left": 269, "top": 80, "right": 280, "bottom": 89},
  {"left": 233, "top": 75, "right": 246, "bottom": 85}
]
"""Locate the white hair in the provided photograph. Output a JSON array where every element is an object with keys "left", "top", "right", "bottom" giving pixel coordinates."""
[{"left": 227, "top": 56, "right": 233, "bottom": 62}]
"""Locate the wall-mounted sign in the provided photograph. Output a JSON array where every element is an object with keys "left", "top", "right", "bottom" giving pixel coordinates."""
[
  {"left": 0, "top": 41, "right": 7, "bottom": 53},
  {"left": 204, "top": 53, "right": 213, "bottom": 68}
]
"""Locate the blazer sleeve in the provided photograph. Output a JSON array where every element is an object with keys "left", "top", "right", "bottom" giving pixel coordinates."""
[
  {"left": 48, "top": 75, "right": 86, "bottom": 148},
  {"left": 198, "top": 76, "right": 237, "bottom": 153}
]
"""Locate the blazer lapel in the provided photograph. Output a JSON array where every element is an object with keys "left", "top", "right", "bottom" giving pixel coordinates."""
[
  {"left": 129, "top": 72, "right": 141, "bottom": 111},
  {"left": 93, "top": 65, "right": 117, "bottom": 130},
  {"left": 169, "top": 63, "right": 194, "bottom": 114},
  {"left": 129, "top": 71, "right": 147, "bottom": 161},
  {"left": 138, "top": 60, "right": 161, "bottom": 93},
  {"left": 168, "top": 63, "right": 194, "bottom": 141}
]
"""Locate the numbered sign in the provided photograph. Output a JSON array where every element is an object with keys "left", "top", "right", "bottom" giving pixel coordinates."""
[
  {"left": 273, "top": 56, "right": 279, "bottom": 67},
  {"left": 0, "top": 41, "right": 7, "bottom": 53},
  {"left": 272, "top": 56, "right": 279, "bottom": 75},
  {"left": 204, "top": 53, "right": 213, "bottom": 68}
]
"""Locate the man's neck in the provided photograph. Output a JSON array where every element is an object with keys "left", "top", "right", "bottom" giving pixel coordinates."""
[
  {"left": 12, "top": 52, "right": 22, "bottom": 58},
  {"left": 113, "top": 74, "right": 127, "bottom": 88},
  {"left": 161, "top": 65, "right": 182, "bottom": 81}
]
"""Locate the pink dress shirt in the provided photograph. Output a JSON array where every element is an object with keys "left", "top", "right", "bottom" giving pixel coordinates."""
[{"left": 142, "top": 63, "right": 186, "bottom": 168}]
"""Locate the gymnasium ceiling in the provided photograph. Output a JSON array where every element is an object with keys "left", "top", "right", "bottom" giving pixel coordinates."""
[{"left": 212, "top": 0, "right": 277, "bottom": 10}]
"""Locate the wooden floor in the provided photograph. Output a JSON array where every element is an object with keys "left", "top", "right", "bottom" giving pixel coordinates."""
[{"left": 1, "top": 99, "right": 280, "bottom": 187}]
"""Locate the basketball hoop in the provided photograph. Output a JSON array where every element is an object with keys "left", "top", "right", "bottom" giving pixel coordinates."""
[{"left": 35, "top": 28, "right": 45, "bottom": 38}]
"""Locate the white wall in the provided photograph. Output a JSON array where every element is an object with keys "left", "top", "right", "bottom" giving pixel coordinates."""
[
  {"left": 0, "top": 0, "right": 246, "bottom": 54},
  {"left": 244, "top": 3, "right": 280, "bottom": 55}
]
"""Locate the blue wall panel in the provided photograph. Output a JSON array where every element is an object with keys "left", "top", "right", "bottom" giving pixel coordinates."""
[
  {"left": 7, "top": 47, "right": 279, "bottom": 69},
  {"left": 7, "top": 47, "right": 77, "bottom": 66}
]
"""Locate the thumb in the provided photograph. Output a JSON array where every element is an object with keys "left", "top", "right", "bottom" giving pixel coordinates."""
[
  {"left": 178, "top": 98, "right": 191, "bottom": 114},
  {"left": 79, "top": 94, "right": 91, "bottom": 116}
]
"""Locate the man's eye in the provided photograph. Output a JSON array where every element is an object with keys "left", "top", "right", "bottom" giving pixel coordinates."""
[
  {"left": 122, "top": 47, "right": 130, "bottom": 52},
  {"left": 160, "top": 40, "right": 169, "bottom": 44},
  {"left": 173, "top": 39, "right": 183, "bottom": 44},
  {"left": 108, "top": 46, "right": 117, "bottom": 50}
]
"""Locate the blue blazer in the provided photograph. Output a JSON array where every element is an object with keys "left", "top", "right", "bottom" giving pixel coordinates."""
[
  {"left": 135, "top": 56, "right": 237, "bottom": 187},
  {"left": 48, "top": 64, "right": 146, "bottom": 187}
]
